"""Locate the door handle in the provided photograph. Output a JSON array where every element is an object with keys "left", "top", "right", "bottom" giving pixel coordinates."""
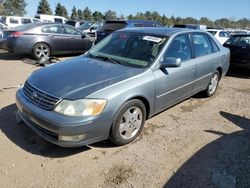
[
  {"left": 242, "top": 46, "right": 246, "bottom": 49},
  {"left": 48, "top": 35, "right": 54, "bottom": 38}
]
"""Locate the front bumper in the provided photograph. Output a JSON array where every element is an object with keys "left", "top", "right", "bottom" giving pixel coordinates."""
[{"left": 16, "top": 89, "right": 112, "bottom": 147}]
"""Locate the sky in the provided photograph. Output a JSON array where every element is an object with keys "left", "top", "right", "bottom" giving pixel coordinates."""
[{"left": 26, "top": 0, "right": 250, "bottom": 21}]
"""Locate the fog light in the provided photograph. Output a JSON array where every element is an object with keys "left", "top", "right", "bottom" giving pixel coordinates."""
[{"left": 59, "top": 134, "right": 86, "bottom": 142}]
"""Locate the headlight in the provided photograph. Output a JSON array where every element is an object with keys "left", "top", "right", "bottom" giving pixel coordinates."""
[{"left": 54, "top": 99, "right": 107, "bottom": 116}]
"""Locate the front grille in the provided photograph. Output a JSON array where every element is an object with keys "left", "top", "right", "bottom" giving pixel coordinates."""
[{"left": 23, "top": 82, "right": 60, "bottom": 110}]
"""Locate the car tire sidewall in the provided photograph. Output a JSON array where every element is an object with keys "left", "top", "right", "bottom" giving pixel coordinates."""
[
  {"left": 206, "top": 71, "right": 220, "bottom": 97},
  {"left": 32, "top": 43, "right": 51, "bottom": 60},
  {"left": 110, "top": 99, "right": 146, "bottom": 146}
]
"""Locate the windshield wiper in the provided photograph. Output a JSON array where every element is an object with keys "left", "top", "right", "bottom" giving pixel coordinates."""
[{"left": 88, "top": 53, "right": 121, "bottom": 64}]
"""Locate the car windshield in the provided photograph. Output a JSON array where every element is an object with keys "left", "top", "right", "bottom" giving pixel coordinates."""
[
  {"left": 79, "top": 21, "right": 94, "bottom": 30},
  {"left": 207, "top": 30, "right": 217, "bottom": 36},
  {"left": 88, "top": 31, "right": 168, "bottom": 68}
]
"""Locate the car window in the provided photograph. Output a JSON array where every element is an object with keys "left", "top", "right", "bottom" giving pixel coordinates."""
[
  {"left": 238, "top": 36, "right": 250, "bottom": 46},
  {"left": 209, "top": 36, "right": 220, "bottom": 53},
  {"left": 63, "top": 26, "right": 82, "bottom": 35},
  {"left": 164, "top": 34, "right": 192, "bottom": 62},
  {"left": 219, "top": 31, "right": 229, "bottom": 38},
  {"left": 54, "top": 18, "right": 63, "bottom": 23},
  {"left": 207, "top": 30, "right": 217, "bottom": 36},
  {"left": 10, "top": 18, "right": 19, "bottom": 24},
  {"left": 0, "top": 17, "right": 6, "bottom": 24},
  {"left": 32, "top": 19, "right": 40, "bottom": 23},
  {"left": 225, "top": 36, "right": 241, "bottom": 45},
  {"left": 133, "top": 23, "right": 144, "bottom": 27},
  {"left": 192, "top": 33, "right": 213, "bottom": 57},
  {"left": 42, "top": 26, "right": 62, "bottom": 34},
  {"left": 21, "top": 18, "right": 32, "bottom": 24},
  {"left": 99, "top": 22, "right": 127, "bottom": 32}
]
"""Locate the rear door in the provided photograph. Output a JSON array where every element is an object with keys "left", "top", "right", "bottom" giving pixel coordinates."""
[
  {"left": 41, "top": 25, "right": 69, "bottom": 53},
  {"left": 154, "top": 34, "right": 196, "bottom": 112},
  {"left": 191, "top": 33, "right": 217, "bottom": 92}
]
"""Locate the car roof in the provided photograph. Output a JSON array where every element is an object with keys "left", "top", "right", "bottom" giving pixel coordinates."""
[
  {"left": 119, "top": 27, "right": 203, "bottom": 37},
  {"left": 105, "top": 20, "right": 162, "bottom": 24}
]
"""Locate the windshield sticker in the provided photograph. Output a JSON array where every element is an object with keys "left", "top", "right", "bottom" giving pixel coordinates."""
[{"left": 143, "top": 36, "right": 162, "bottom": 43}]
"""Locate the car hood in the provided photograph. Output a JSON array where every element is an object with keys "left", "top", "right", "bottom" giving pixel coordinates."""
[{"left": 27, "top": 56, "right": 145, "bottom": 100}]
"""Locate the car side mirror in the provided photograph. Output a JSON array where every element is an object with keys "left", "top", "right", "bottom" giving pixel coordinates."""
[
  {"left": 90, "top": 26, "right": 94, "bottom": 32},
  {"left": 81, "top": 34, "right": 86, "bottom": 39},
  {"left": 160, "top": 57, "right": 181, "bottom": 69}
]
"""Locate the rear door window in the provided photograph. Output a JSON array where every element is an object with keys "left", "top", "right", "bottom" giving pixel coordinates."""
[
  {"left": 21, "top": 18, "right": 32, "bottom": 24},
  {"left": 42, "top": 25, "right": 62, "bottom": 34},
  {"left": 10, "top": 18, "right": 19, "bottom": 24},
  {"left": 54, "top": 18, "right": 63, "bottom": 23},
  {"left": 192, "top": 34, "right": 213, "bottom": 57}
]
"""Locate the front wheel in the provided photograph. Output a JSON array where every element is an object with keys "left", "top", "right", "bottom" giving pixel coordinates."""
[
  {"left": 204, "top": 71, "right": 220, "bottom": 97},
  {"left": 32, "top": 43, "right": 51, "bottom": 59},
  {"left": 109, "top": 99, "right": 146, "bottom": 146}
]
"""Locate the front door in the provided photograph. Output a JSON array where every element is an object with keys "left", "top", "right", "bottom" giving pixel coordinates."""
[{"left": 154, "top": 34, "right": 196, "bottom": 113}]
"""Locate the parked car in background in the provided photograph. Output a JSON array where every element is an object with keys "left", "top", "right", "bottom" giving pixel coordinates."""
[
  {"left": 0, "top": 16, "right": 41, "bottom": 28},
  {"left": 78, "top": 21, "right": 103, "bottom": 38},
  {"left": 206, "top": 29, "right": 230, "bottom": 44},
  {"left": 95, "top": 20, "right": 164, "bottom": 44},
  {"left": 65, "top": 20, "right": 85, "bottom": 27},
  {"left": 15, "top": 28, "right": 229, "bottom": 147},
  {"left": 35, "top": 14, "right": 68, "bottom": 24},
  {"left": 0, "top": 23, "right": 10, "bottom": 38},
  {"left": 173, "top": 24, "right": 207, "bottom": 30},
  {"left": 223, "top": 33, "right": 250, "bottom": 68},
  {"left": 1, "top": 23, "right": 93, "bottom": 59}
]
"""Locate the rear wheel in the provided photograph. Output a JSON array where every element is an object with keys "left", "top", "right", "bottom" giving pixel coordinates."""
[
  {"left": 109, "top": 99, "right": 146, "bottom": 146},
  {"left": 32, "top": 43, "right": 51, "bottom": 59},
  {"left": 204, "top": 70, "right": 220, "bottom": 97}
]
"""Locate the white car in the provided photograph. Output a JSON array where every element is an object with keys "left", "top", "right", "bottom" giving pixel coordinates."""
[
  {"left": 0, "top": 16, "right": 41, "bottom": 28},
  {"left": 206, "top": 29, "right": 230, "bottom": 44},
  {"left": 0, "top": 23, "right": 10, "bottom": 38}
]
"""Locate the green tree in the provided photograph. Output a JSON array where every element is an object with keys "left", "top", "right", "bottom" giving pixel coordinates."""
[
  {"left": 4, "top": 0, "right": 27, "bottom": 16},
  {"left": 55, "top": 3, "right": 68, "bottom": 18},
  {"left": 83, "top": 7, "right": 92, "bottom": 20},
  {"left": 77, "top": 9, "right": 83, "bottom": 20},
  {"left": 0, "top": 3, "right": 5, "bottom": 15},
  {"left": 55, "top": 3, "right": 63, "bottom": 16},
  {"left": 104, "top": 10, "right": 117, "bottom": 20},
  {"left": 127, "top": 14, "right": 134, "bottom": 20},
  {"left": 133, "top": 12, "right": 146, "bottom": 20},
  {"left": 37, "top": 0, "right": 52, "bottom": 15},
  {"left": 61, "top": 5, "right": 68, "bottom": 18},
  {"left": 92, "top": 11, "right": 103, "bottom": 21},
  {"left": 71, "top": 6, "right": 78, "bottom": 20}
]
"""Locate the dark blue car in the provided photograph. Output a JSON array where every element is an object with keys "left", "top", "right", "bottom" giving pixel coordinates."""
[{"left": 95, "top": 20, "right": 164, "bottom": 44}]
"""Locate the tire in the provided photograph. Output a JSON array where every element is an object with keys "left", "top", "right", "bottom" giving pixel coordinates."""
[
  {"left": 32, "top": 43, "right": 51, "bottom": 60},
  {"left": 204, "top": 70, "right": 220, "bottom": 97},
  {"left": 109, "top": 99, "right": 146, "bottom": 146}
]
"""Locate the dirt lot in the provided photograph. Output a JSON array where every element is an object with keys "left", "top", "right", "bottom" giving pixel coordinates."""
[{"left": 0, "top": 49, "right": 250, "bottom": 188}]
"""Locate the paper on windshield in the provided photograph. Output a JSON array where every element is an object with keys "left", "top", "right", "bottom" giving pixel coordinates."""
[{"left": 142, "top": 36, "right": 162, "bottom": 43}]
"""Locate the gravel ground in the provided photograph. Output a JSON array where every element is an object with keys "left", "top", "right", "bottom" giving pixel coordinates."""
[{"left": 0, "top": 49, "right": 250, "bottom": 188}]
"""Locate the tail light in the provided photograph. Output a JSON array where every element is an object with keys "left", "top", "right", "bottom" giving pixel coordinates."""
[{"left": 9, "top": 32, "right": 23, "bottom": 37}]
